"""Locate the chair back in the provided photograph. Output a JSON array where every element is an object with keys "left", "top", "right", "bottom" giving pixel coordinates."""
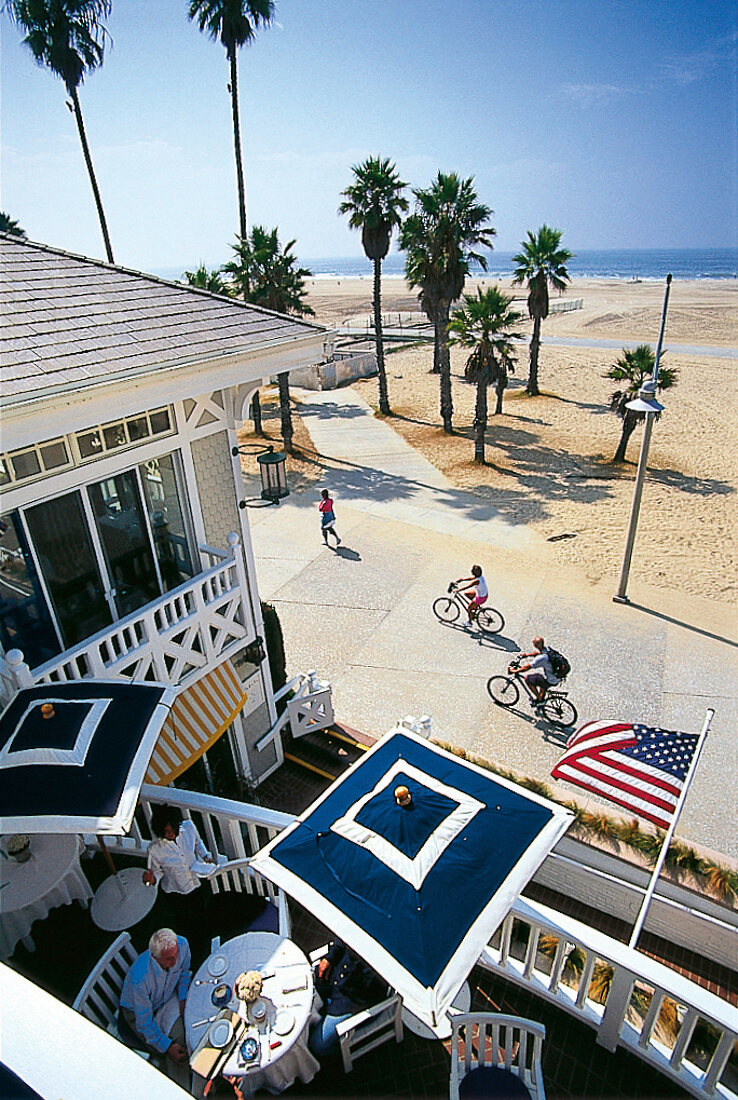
[
  {"left": 208, "top": 858, "right": 291, "bottom": 937},
  {"left": 335, "top": 991, "right": 404, "bottom": 1073},
  {"left": 449, "top": 1013, "right": 546, "bottom": 1100},
  {"left": 72, "top": 932, "right": 139, "bottom": 1033}
]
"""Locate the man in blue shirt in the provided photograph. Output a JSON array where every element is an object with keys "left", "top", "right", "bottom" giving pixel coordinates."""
[{"left": 120, "top": 927, "right": 191, "bottom": 1088}]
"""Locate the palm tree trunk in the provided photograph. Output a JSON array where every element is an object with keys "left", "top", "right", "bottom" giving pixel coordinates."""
[
  {"left": 251, "top": 390, "right": 264, "bottom": 436},
  {"left": 438, "top": 303, "right": 453, "bottom": 433},
  {"left": 229, "top": 46, "right": 248, "bottom": 242},
  {"left": 614, "top": 413, "right": 639, "bottom": 463},
  {"left": 373, "top": 256, "right": 391, "bottom": 415},
  {"left": 474, "top": 375, "right": 488, "bottom": 463},
  {"left": 69, "top": 86, "right": 113, "bottom": 264},
  {"left": 277, "top": 373, "right": 293, "bottom": 453},
  {"left": 430, "top": 308, "right": 441, "bottom": 374},
  {"left": 527, "top": 315, "right": 542, "bottom": 396}
]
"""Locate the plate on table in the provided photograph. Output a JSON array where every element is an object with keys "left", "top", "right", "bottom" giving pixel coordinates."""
[
  {"left": 207, "top": 955, "right": 228, "bottom": 978},
  {"left": 240, "top": 1036, "right": 260, "bottom": 1063},
  {"left": 249, "top": 999, "right": 267, "bottom": 1022},
  {"left": 273, "top": 1009, "right": 294, "bottom": 1036},
  {"left": 208, "top": 1018, "right": 234, "bottom": 1048}
]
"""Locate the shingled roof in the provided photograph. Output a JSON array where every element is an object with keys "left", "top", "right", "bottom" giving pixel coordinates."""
[{"left": 0, "top": 234, "right": 324, "bottom": 402}]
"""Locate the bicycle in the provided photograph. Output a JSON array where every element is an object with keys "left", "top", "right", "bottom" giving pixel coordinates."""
[
  {"left": 433, "top": 582, "right": 505, "bottom": 635},
  {"left": 486, "top": 655, "right": 578, "bottom": 728}
]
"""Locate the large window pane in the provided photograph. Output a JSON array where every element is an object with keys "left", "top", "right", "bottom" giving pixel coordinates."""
[
  {"left": 24, "top": 492, "right": 112, "bottom": 648},
  {"left": 89, "top": 471, "right": 160, "bottom": 617},
  {"left": 140, "top": 454, "right": 195, "bottom": 590},
  {"left": 0, "top": 511, "right": 61, "bottom": 668}
]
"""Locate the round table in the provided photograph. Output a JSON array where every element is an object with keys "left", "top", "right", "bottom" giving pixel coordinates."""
[
  {"left": 185, "top": 931, "right": 319, "bottom": 1095},
  {"left": 90, "top": 867, "right": 159, "bottom": 931},
  {"left": 0, "top": 833, "right": 92, "bottom": 959},
  {"left": 402, "top": 981, "right": 471, "bottom": 1040}
]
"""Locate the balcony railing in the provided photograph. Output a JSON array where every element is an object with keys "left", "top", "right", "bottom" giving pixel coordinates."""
[
  {"left": 479, "top": 897, "right": 738, "bottom": 1100},
  {"left": 1, "top": 533, "right": 254, "bottom": 697},
  {"left": 100, "top": 788, "right": 738, "bottom": 1100}
]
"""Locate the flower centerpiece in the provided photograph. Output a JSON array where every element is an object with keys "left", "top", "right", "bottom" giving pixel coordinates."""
[{"left": 234, "top": 970, "right": 263, "bottom": 1003}]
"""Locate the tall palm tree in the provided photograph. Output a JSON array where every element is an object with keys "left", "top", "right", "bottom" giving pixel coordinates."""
[
  {"left": 399, "top": 172, "right": 495, "bottom": 433},
  {"left": 339, "top": 156, "right": 408, "bottom": 417},
  {"left": 0, "top": 212, "right": 27, "bottom": 236},
  {"left": 223, "top": 226, "right": 313, "bottom": 453},
  {"left": 606, "top": 344, "right": 677, "bottom": 463},
  {"left": 183, "top": 263, "right": 230, "bottom": 295},
  {"left": 5, "top": 0, "right": 113, "bottom": 262},
  {"left": 188, "top": 0, "right": 274, "bottom": 243},
  {"left": 448, "top": 286, "right": 524, "bottom": 463},
  {"left": 512, "top": 224, "right": 572, "bottom": 396}
]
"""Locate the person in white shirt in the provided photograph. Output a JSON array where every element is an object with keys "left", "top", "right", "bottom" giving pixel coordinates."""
[
  {"left": 143, "top": 805, "right": 214, "bottom": 953},
  {"left": 455, "top": 564, "right": 489, "bottom": 624},
  {"left": 513, "top": 636, "right": 560, "bottom": 705}
]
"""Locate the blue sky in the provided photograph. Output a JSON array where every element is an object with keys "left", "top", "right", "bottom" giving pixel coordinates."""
[{"left": 2, "top": 0, "right": 736, "bottom": 271}]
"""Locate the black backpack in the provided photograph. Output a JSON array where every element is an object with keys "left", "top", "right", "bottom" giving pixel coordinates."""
[{"left": 546, "top": 647, "right": 570, "bottom": 681}]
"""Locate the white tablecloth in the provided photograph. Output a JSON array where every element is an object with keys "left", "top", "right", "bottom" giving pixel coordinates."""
[
  {"left": 0, "top": 834, "right": 92, "bottom": 959},
  {"left": 185, "top": 931, "right": 320, "bottom": 1095}
]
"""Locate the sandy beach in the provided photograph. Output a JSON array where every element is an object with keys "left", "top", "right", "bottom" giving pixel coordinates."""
[{"left": 295, "top": 276, "right": 737, "bottom": 604}]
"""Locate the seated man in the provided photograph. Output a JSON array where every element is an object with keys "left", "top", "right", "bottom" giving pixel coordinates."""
[
  {"left": 309, "top": 939, "right": 387, "bottom": 1057},
  {"left": 513, "top": 636, "right": 559, "bottom": 705},
  {"left": 119, "top": 927, "right": 191, "bottom": 1089}
]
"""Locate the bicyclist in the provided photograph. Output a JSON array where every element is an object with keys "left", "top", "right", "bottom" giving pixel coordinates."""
[
  {"left": 512, "top": 637, "right": 559, "bottom": 706},
  {"left": 454, "top": 564, "right": 489, "bottom": 624}
]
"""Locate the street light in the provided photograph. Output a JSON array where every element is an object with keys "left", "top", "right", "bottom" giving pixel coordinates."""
[
  {"left": 613, "top": 274, "right": 672, "bottom": 604},
  {"left": 232, "top": 444, "right": 289, "bottom": 505}
]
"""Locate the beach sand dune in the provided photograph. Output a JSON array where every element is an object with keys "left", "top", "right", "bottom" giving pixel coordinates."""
[{"left": 298, "top": 276, "right": 737, "bottom": 604}]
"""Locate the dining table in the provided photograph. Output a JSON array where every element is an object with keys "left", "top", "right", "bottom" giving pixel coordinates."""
[
  {"left": 0, "top": 833, "right": 92, "bottom": 959},
  {"left": 184, "top": 930, "right": 320, "bottom": 1096}
]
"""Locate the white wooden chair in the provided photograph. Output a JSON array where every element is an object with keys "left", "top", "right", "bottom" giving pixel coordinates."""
[
  {"left": 208, "top": 858, "right": 290, "bottom": 952},
  {"left": 449, "top": 1013, "right": 546, "bottom": 1100},
  {"left": 309, "top": 945, "right": 404, "bottom": 1073},
  {"left": 72, "top": 932, "right": 150, "bottom": 1059}
]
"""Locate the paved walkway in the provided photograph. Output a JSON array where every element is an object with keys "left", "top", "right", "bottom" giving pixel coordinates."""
[{"left": 247, "top": 388, "right": 738, "bottom": 859}]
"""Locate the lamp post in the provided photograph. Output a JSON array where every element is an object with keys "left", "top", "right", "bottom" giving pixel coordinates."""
[
  {"left": 613, "top": 274, "right": 672, "bottom": 604},
  {"left": 232, "top": 444, "right": 289, "bottom": 505}
]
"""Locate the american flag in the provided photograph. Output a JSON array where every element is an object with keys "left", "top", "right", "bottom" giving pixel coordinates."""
[{"left": 551, "top": 721, "right": 700, "bottom": 830}]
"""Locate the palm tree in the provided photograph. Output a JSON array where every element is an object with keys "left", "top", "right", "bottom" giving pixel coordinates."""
[
  {"left": 448, "top": 287, "right": 524, "bottom": 463},
  {"left": 188, "top": 0, "right": 274, "bottom": 243},
  {"left": 512, "top": 225, "right": 572, "bottom": 396},
  {"left": 399, "top": 172, "right": 495, "bottom": 433},
  {"left": 4, "top": 0, "right": 114, "bottom": 262},
  {"left": 606, "top": 344, "right": 677, "bottom": 463},
  {"left": 339, "top": 156, "right": 408, "bottom": 417},
  {"left": 183, "top": 263, "right": 230, "bottom": 295},
  {"left": 223, "top": 226, "right": 314, "bottom": 453},
  {"left": 0, "top": 212, "right": 26, "bottom": 236}
]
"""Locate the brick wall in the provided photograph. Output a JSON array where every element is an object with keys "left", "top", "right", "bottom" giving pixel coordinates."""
[{"left": 191, "top": 431, "right": 241, "bottom": 549}]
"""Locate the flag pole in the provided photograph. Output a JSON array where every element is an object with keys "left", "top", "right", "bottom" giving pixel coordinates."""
[{"left": 628, "top": 708, "right": 714, "bottom": 949}]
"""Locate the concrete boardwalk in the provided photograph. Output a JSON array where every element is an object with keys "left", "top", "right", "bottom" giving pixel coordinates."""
[{"left": 247, "top": 388, "right": 738, "bottom": 858}]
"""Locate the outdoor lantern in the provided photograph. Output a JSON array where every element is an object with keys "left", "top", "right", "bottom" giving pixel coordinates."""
[
  {"left": 243, "top": 636, "right": 266, "bottom": 665},
  {"left": 625, "top": 379, "right": 665, "bottom": 415},
  {"left": 257, "top": 447, "right": 289, "bottom": 504}
]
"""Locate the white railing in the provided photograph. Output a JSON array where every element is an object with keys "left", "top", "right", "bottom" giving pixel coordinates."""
[
  {"left": 3, "top": 533, "right": 253, "bottom": 693},
  {"left": 479, "top": 897, "right": 738, "bottom": 1099},
  {"left": 254, "top": 670, "right": 334, "bottom": 758}
]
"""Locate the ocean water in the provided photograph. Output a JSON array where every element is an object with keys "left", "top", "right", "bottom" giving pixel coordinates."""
[
  {"left": 303, "top": 248, "right": 737, "bottom": 282},
  {"left": 154, "top": 247, "right": 736, "bottom": 285}
]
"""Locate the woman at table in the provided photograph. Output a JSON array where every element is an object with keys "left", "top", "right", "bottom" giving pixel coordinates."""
[
  {"left": 309, "top": 939, "right": 386, "bottom": 1056},
  {"left": 143, "top": 805, "right": 214, "bottom": 952}
]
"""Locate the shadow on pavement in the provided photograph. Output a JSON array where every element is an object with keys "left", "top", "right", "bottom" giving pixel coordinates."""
[{"left": 332, "top": 546, "right": 361, "bottom": 561}]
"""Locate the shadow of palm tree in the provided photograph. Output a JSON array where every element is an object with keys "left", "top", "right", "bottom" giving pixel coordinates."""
[{"left": 648, "top": 467, "right": 733, "bottom": 496}]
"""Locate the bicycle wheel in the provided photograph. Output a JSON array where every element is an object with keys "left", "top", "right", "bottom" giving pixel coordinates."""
[
  {"left": 487, "top": 676, "right": 520, "bottom": 708},
  {"left": 476, "top": 606, "right": 505, "bottom": 635},
  {"left": 433, "top": 597, "right": 460, "bottom": 624},
  {"left": 542, "top": 695, "right": 578, "bottom": 728}
]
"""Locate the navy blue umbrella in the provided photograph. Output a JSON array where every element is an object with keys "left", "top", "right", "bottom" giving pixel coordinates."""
[
  {"left": 252, "top": 728, "right": 573, "bottom": 1030},
  {"left": 0, "top": 681, "right": 175, "bottom": 835}
]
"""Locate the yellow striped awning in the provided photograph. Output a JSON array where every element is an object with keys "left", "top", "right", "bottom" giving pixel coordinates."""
[{"left": 144, "top": 659, "right": 249, "bottom": 786}]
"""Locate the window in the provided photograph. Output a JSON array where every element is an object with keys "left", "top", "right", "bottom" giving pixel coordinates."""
[{"left": 0, "top": 439, "right": 71, "bottom": 484}]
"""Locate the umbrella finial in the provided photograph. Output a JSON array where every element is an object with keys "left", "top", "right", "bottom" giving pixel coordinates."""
[
  {"left": 41, "top": 703, "right": 55, "bottom": 719},
  {"left": 394, "top": 785, "right": 412, "bottom": 807}
]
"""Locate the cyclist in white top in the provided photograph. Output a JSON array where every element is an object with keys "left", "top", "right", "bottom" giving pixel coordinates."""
[
  {"left": 455, "top": 564, "right": 489, "bottom": 624},
  {"left": 513, "top": 636, "right": 559, "bottom": 705}
]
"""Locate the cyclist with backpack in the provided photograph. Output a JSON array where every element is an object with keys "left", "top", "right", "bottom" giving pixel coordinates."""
[{"left": 511, "top": 637, "right": 569, "bottom": 706}]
